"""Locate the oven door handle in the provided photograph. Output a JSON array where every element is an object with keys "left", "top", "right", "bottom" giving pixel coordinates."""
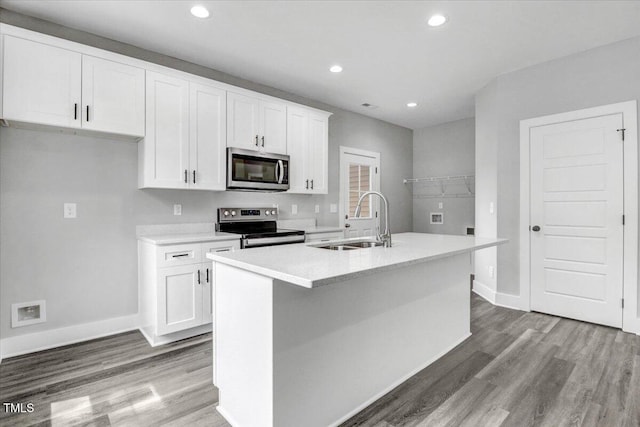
[{"left": 276, "top": 160, "right": 284, "bottom": 184}]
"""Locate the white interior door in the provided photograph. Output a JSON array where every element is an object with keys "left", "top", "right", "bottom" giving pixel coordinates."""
[
  {"left": 340, "top": 147, "right": 380, "bottom": 238},
  {"left": 530, "top": 113, "right": 624, "bottom": 327}
]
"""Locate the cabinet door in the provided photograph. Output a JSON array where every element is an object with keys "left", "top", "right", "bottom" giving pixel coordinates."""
[
  {"left": 307, "top": 112, "right": 329, "bottom": 194},
  {"left": 3, "top": 36, "right": 81, "bottom": 128},
  {"left": 190, "top": 82, "right": 226, "bottom": 191},
  {"left": 260, "top": 100, "right": 287, "bottom": 154},
  {"left": 286, "top": 107, "right": 309, "bottom": 193},
  {"left": 157, "top": 264, "right": 204, "bottom": 335},
  {"left": 202, "top": 240, "right": 240, "bottom": 324},
  {"left": 227, "top": 92, "right": 260, "bottom": 150},
  {"left": 81, "top": 55, "right": 145, "bottom": 136},
  {"left": 142, "top": 71, "right": 190, "bottom": 188}
]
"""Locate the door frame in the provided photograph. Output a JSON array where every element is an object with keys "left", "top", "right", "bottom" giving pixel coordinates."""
[
  {"left": 339, "top": 146, "right": 381, "bottom": 231},
  {"left": 519, "top": 100, "right": 639, "bottom": 334}
]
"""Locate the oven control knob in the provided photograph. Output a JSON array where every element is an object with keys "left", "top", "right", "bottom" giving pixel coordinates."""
[
  {"left": 231, "top": 210, "right": 236, "bottom": 217},
  {"left": 271, "top": 210, "right": 277, "bottom": 215},
  {"left": 265, "top": 210, "right": 270, "bottom": 216},
  {"left": 223, "top": 210, "right": 229, "bottom": 217}
]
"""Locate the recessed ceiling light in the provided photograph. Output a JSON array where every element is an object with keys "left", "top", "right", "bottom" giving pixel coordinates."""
[
  {"left": 407, "top": 102, "right": 418, "bottom": 108},
  {"left": 427, "top": 14, "right": 447, "bottom": 27},
  {"left": 329, "top": 65, "right": 343, "bottom": 73},
  {"left": 190, "top": 5, "right": 210, "bottom": 18}
]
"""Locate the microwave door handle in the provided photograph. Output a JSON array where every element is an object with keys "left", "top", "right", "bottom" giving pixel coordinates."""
[{"left": 277, "top": 160, "right": 284, "bottom": 184}]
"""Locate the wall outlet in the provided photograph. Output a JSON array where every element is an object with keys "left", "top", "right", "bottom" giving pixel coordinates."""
[
  {"left": 63, "top": 203, "right": 77, "bottom": 219},
  {"left": 438, "top": 202, "right": 443, "bottom": 209},
  {"left": 291, "top": 204, "right": 298, "bottom": 215},
  {"left": 489, "top": 202, "right": 495, "bottom": 214},
  {"left": 330, "top": 203, "right": 338, "bottom": 213},
  {"left": 173, "top": 204, "right": 182, "bottom": 216},
  {"left": 315, "top": 204, "right": 320, "bottom": 214},
  {"left": 488, "top": 266, "right": 495, "bottom": 278}
]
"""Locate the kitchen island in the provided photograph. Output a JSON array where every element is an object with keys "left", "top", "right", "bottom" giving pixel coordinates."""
[{"left": 207, "top": 232, "right": 506, "bottom": 427}]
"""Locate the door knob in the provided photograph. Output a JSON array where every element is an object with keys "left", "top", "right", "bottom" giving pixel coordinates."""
[
  {"left": 345, "top": 224, "right": 351, "bottom": 228},
  {"left": 532, "top": 225, "right": 541, "bottom": 232}
]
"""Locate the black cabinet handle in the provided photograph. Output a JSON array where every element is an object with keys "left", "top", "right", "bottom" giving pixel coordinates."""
[
  {"left": 184, "top": 170, "right": 188, "bottom": 183},
  {"left": 172, "top": 253, "right": 189, "bottom": 258},
  {"left": 261, "top": 136, "right": 265, "bottom": 147},
  {"left": 532, "top": 225, "right": 541, "bottom": 232},
  {"left": 197, "top": 270, "right": 201, "bottom": 284},
  {"left": 193, "top": 170, "right": 196, "bottom": 184},
  {"left": 311, "top": 179, "right": 314, "bottom": 190},
  {"left": 206, "top": 268, "right": 209, "bottom": 283},
  {"left": 306, "top": 179, "right": 309, "bottom": 189},
  {"left": 86, "top": 105, "right": 89, "bottom": 122},
  {"left": 74, "top": 103, "right": 78, "bottom": 120},
  {"left": 255, "top": 135, "right": 259, "bottom": 146}
]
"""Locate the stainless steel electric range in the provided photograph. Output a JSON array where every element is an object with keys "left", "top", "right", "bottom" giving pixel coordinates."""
[{"left": 215, "top": 207, "right": 305, "bottom": 249}]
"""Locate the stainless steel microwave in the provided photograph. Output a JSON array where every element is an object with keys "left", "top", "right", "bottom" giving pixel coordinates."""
[{"left": 227, "top": 148, "right": 290, "bottom": 192}]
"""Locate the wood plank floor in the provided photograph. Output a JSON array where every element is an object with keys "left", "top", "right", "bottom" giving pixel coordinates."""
[{"left": 1, "top": 294, "right": 639, "bottom": 426}]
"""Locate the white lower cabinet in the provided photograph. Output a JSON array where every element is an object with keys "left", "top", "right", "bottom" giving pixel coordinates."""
[
  {"left": 139, "top": 238, "right": 240, "bottom": 345},
  {"left": 157, "top": 263, "right": 206, "bottom": 335}
]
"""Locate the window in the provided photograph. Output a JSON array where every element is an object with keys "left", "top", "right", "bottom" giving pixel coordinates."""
[{"left": 348, "top": 163, "right": 372, "bottom": 218}]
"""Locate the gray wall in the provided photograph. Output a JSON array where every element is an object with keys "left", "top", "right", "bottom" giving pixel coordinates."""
[
  {"left": 475, "top": 36, "right": 640, "bottom": 306},
  {"left": 0, "top": 10, "right": 412, "bottom": 339},
  {"left": 412, "top": 118, "right": 475, "bottom": 235}
]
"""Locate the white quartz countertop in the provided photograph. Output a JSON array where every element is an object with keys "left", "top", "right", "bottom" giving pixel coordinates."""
[
  {"left": 207, "top": 232, "right": 507, "bottom": 288},
  {"left": 138, "top": 232, "right": 239, "bottom": 245}
]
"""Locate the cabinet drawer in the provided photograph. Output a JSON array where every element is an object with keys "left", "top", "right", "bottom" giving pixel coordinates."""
[
  {"left": 203, "top": 240, "right": 241, "bottom": 255},
  {"left": 305, "top": 231, "right": 345, "bottom": 243},
  {"left": 156, "top": 243, "right": 202, "bottom": 268}
]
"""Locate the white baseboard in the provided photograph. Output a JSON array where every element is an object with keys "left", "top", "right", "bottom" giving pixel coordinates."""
[
  {"left": 495, "top": 291, "right": 528, "bottom": 311},
  {"left": 0, "top": 314, "right": 139, "bottom": 360},
  {"left": 139, "top": 323, "right": 212, "bottom": 347},
  {"left": 472, "top": 279, "right": 496, "bottom": 304},
  {"left": 473, "top": 281, "right": 528, "bottom": 312}
]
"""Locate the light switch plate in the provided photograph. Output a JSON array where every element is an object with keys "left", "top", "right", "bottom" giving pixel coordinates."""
[
  {"left": 438, "top": 202, "right": 443, "bottom": 209},
  {"left": 330, "top": 204, "right": 338, "bottom": 213},
  {"left": 291, "top": 204, "right": 298, "bottom": 215},
  {"left": 63, "top": 203, "right": 77, "bottom": 219},
  {"left": 489, "top": 202, "right": 495, "bottom": 214},
  {"left": 174, "top": 204, "right": 182, "bottom": 216},
  {"left": 315, "top": 205, "right": 320, "bottom": 214}
]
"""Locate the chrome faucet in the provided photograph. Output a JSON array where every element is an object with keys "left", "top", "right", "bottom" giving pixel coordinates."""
[{"left": 354, "top": 191, "right": 392, "bottom": 247}]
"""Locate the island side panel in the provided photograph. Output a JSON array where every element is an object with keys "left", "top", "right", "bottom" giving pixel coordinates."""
[
  {"left": 272, "top": 253, "right": 472, "bottom": 427},
  {"left": 215, "top": 262, "right": 274, "bottom": 426}
]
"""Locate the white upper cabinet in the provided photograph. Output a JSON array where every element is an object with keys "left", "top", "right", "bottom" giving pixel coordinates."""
[
  {"left": 189, "top": 82, "right": 227, "bottom": 191},
  {"left": 2, "top": 35, "right": 144, "bottom": 137},
  {"left": 287, "top": 107, "right": 310, "bottom": 193},
  {"left": 3, "top": 35, "right": 82, "bottom": 128},
  {"left": 139, "top": 72, "right": 227, "bottom": 190},
  {"left": 227, "top": 91, "right": 287, "bottom": 154},
  {"left": 260, "top": 100, "right": 287, "bottom": 154},
  {"left": 81, "top": 55, "right": 145, "bottom": 136},
  {"left": 141, "top": 71, "right": 190, "bottom": 189},
  {"left": 286, "top": 106, "right": 330, "bottom": 194},
  {"left": 307, "top": 111, "right": 329, "bottom": 194}
]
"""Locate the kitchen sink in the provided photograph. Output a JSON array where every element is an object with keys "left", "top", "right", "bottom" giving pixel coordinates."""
[{"left": 315, "top": 240, "right": 384, "bottom": 250}]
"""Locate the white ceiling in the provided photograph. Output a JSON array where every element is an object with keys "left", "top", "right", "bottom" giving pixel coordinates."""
[{"left": 2, "top": 1, "right": 640, "bottom": 130}]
